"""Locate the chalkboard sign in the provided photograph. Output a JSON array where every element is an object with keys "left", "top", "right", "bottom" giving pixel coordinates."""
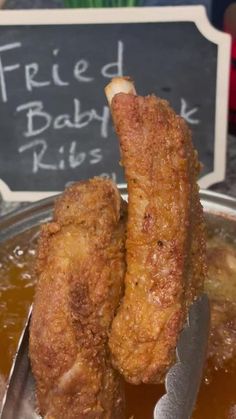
[{"left": 0, "top": 7, "right": 230, "bottom": 201}]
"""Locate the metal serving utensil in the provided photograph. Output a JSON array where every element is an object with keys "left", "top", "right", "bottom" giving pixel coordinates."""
[
  {"left": 0, "top": 306, "right": 40, "bottom": 419},
  {"left": 0, "top": 294, "right": 209, "bottom": 419},
  {"left": 154, "top": 293, "right": 210, "bottom": 419}
]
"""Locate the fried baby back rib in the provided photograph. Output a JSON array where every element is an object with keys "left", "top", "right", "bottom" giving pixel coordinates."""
[
  {"left": 29, "top": 178, "right": 126, "bottom": 419},
  {"left": 106, "top": 78, "right": 206, "bottom": 384}
]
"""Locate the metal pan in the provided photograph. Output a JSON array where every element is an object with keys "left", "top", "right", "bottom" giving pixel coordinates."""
[
  {"left": 0, "top": 188, "right": 235, "bottom": 419},
  {"left": 0, "top": 189, "right": 236, "bottom": 245}
]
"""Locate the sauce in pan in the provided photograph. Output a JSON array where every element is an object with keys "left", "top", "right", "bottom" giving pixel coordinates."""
[
  {"left": 125, "top": 362, "right": 236, "bottom": 419},
  {"left": 193, "top": 361, "right": 236, "bottom": 419},
  {"left": 0, "top": 230, "right": 37, "bottom": 379},
  {"left": 0, "top": 225, "right": 235, "bottom": 418}
]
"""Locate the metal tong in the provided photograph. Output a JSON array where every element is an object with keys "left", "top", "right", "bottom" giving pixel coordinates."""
[{"left": 0, "top": 294, "right": 210, "bottom": 419}]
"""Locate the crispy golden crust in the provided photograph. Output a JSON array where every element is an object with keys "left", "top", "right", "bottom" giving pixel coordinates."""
[
  {"left": 108, "top": 93, "right": 206, "bottom": 384},
  {"left": 29, "top": 178, "right": 126, "bottom": 419}
]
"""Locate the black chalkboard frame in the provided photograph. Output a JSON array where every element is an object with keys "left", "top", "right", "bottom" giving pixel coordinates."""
[{"left": 0, "top": 6, "right": 231, "bottom": 201}]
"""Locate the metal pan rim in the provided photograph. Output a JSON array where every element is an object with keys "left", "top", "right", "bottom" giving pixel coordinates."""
[{"left": 0, "top": 186, "right": 236, "bottom": 244}]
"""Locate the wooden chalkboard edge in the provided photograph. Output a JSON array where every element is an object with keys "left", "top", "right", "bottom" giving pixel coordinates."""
[
  {"left": 196, "top": 9, "right": 231, "bottom": 190},
  {"left": 0, "top": 6, "right": 228, "bottom": 26},
  {"left": 0, "top": 179, "right": 58, "bottom": 201},
  {"left": 0, "top": 179, "right": 128, "bottom": 202},
  {"left": 199, "top": 170, "right": 225, "bottom": 190}
]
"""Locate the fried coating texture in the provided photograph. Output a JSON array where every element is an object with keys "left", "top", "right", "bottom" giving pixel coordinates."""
[
  {"left": 29, "top": 178, "right": 126, "bottom": 419},
  {"left": 205, "top": 236, "right": 236, "bottom": 367},
  {"left": 108, "top": 87, "right": 206, "bottom": 384}
]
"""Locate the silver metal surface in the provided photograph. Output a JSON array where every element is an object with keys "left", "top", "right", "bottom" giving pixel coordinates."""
[
  {"left": 0, "top": 308, "right": 39, "bottom": 419},
  {"left": 0, "top": 188, "right": 236, "bottom": 244},
  {"left": 154, "top": 294, "right": 210, "bottom": 419}
]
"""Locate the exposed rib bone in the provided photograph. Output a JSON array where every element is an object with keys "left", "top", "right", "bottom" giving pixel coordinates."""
[{"left": 105, "top": 77, "right": 136, "bottom": 106}]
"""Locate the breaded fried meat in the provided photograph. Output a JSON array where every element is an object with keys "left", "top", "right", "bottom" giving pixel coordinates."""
[
  {"left": 29, "top": 178, "right": 126, "bottom": 419},
  {"left": 106, "top": 77, "right": 207, "bottom": 385}
]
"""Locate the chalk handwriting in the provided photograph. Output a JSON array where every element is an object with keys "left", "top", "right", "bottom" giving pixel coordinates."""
[
  {"left": 0, "top": 42, "right": 21, "bottom": 102},
  {"left": 18, "top": 139, "right": 103, "bottom": 173},
  {"left": 0, "top": 40, "right": 123, "bottom": 102},
  {"left": 16, "top": 101, "right": 52, "bottom": 137},
  {"left": 180, "top": 98, "right": 200, "bottom": 125},
  {"left": 73, "top": 59, "right": 94, "bottom": 83},
  {"left": 16, "top": 99, "right": 110, "bottom": 139},
  {"left": 52, "top": 63, "right": 69, "bottom": 86},
  {"left": 18, "top": 139, "right": 57, "bottom": 173},
  {"left": 69, "top": 142, "right": 102, "bottom": 168},
  {"left": 101, "top": 40, "right": 123, "bottom": 78},
  {"left": 25, "top": 63, "right": 51, "bottom": 92}
]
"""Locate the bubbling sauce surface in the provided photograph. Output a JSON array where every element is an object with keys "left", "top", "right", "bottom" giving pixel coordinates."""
[
  {"left": 0, "top": 226, "right": 236, "bottom": 418},
  {"left": 125, "top": 364, "right": 236, "bottom": 419},
  {"left": 0, "top": 230, "right": 37, "bottom": 379},
  {"left": 193, "top": 361, "right": 236, "bottom": 419}
]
